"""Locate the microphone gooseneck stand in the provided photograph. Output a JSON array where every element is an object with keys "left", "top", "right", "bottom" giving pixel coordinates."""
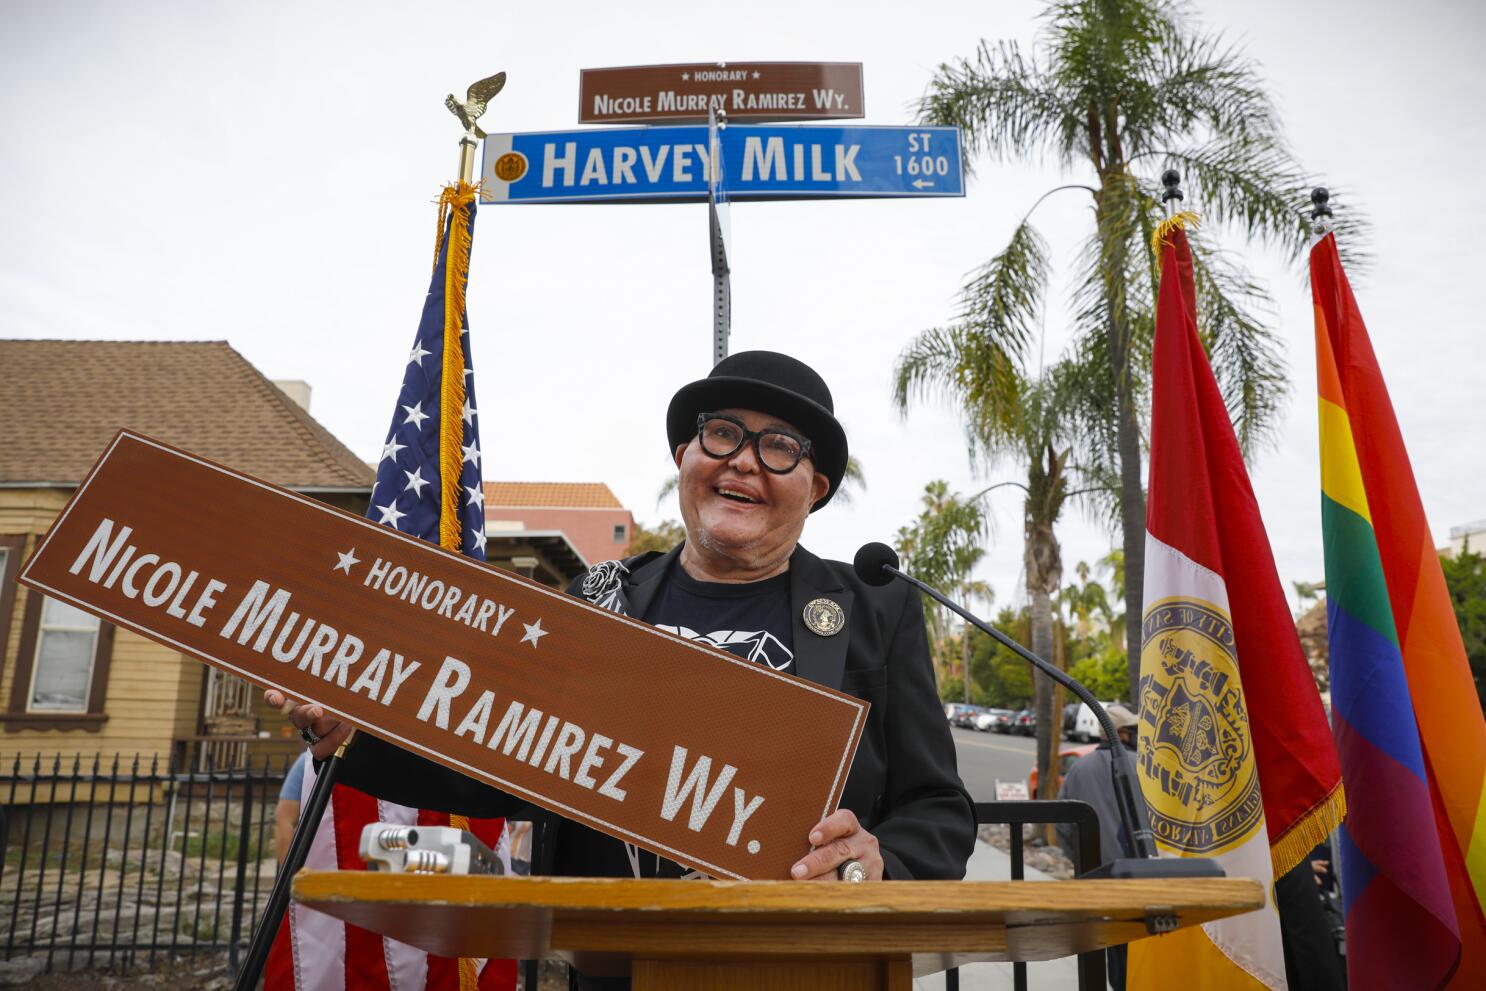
[
  {"left": 232, "top": 732, "right": 354, "bottom": 991},
  {"left": 852, "top": 543, "right": 1221, "bottom": 880}
]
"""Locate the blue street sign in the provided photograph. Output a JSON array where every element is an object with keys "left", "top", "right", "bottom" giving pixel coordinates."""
[{"left": 480, "top": 124, "right": 964, "bottom": 204}]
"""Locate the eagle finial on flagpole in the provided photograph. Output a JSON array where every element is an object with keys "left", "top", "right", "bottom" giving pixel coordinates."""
[{"left": 446, "top": 71, "right": 505, "bottom": 184}]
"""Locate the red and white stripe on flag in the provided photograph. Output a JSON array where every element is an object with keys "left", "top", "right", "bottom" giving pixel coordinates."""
[{"left": 263, "top": 760, "right": 517, "bottom": 991}]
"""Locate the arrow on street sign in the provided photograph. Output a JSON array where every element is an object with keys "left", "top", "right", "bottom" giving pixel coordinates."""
[{"left": 480, "top": 124, "right": 964, "bottom": 204}]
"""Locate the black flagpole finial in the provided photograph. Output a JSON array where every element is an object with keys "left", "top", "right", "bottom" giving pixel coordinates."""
[
  {"left": 1161, "top": 169, "right": 1184, "bottom": 204},
  {"left": 1310, "top": 187, "right": 1334, "bottom": 220}
]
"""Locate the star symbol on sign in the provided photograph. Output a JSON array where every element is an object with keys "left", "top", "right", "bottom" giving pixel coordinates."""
[
  {"left": 752, "top": 70, "right": 761, "bottom": 79},
  {"left": 408, "top": 342, "right": 431, "bottom": 366},
  {"left": 380, "top": 438, "right": 406, "bottom": 463},
  {"left": 334, "top": 548, "right": 360, "bottom": 575},
  {"left": 681, "top": 72, "right": 689, "bottom": 81},
  {"left": 462, "top": 397, "right": 477, "bottom": 425},
  {"left": 470, "top": 527, "right": 487, "bottom": 553},
  {"left": 462, "top": 441, "right": 481, "bottom": 467},
  {"left": 403, "top": 467, "right": 429, "bottom": 497},
  {"left": 402, "top": 402, "right": 429, "bottom": 429},
  {"left": 464, "top": 483, "right": 485, "bottom": 511},
  {"left": 376, "top": 501, "right": 407, "bottom": 527},
  {"left": 521, "top": 619, "right": 548, "bottom": 647}
]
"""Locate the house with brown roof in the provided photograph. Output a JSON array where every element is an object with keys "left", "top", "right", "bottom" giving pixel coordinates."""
[
  {"left": 484, "top": 482, "right": 636, "bottom": 572},
  {"left": 0, "top": 340, "right": 373, "bottom": 767}
]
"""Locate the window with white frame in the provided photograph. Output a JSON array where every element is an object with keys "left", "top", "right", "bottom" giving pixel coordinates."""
[{"left": 28, "top": 597, "right": 101, "bottom": 712}]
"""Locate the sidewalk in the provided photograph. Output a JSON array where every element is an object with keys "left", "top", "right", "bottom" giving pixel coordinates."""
[{"left": 913, "top": 838, "right": 1083, "bottom": 991}]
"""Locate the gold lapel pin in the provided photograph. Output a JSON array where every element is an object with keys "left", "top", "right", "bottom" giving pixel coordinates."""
[{"left": 803, "top": 597, "right": 846, "bottom": 637}]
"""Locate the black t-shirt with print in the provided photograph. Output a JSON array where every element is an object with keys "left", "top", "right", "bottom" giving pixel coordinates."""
[
  {"left": 641, "top": 559, "right": 795, "bottom": 673},
  {"left": 555, "top": 560, "right": 797, "bottom": 895}
]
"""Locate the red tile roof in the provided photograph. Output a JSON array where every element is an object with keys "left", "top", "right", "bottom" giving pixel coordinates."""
[
  {"left": 484, "top": 481, "right": 625, "bottom": 509},
  {"left": 0, "top": 340, "right": 373, "bottom": 489}
]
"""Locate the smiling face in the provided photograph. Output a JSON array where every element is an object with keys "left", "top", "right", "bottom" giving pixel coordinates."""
[{"left": 674, "top": 407, "right": 830, "bottom": 582}]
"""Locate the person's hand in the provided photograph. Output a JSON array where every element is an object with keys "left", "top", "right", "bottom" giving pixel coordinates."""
[
  {"left": 789, "top": 809, "right": 884, "bottom": 881},
  {"left": 1311, "top": 858, "right": 1330, "bottom": 887},
  {"left": 264, "top": 688, "right": 354, "bottom": 760}
]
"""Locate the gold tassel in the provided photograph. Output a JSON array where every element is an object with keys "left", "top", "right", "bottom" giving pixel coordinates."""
[
  {"left": 1151, "top": 210, "right": 1200, "bottom": 260},
  {"left": 1269, "top": 780, "right": 1347, "bottom": 879},
  {"left": 437, "top": 182, "right": 479, "bottom": 551},
  {"left": 445, "top": 813, "right": 480, "bottom": 991}
]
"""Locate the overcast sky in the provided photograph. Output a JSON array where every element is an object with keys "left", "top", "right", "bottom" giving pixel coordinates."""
[{"left": 4, "top": 0, "right": 1483, "bottom": 618}]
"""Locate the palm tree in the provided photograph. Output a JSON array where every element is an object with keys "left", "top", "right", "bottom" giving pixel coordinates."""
[
  {"left": 893, "top": 361, "right": 1082, "bottom": 799},
  {"left": 917, "top": 0, "right": 1367, "bottom": 695},
  {"left": 894, "top": 481, "right": 991, "bottom": 690}
]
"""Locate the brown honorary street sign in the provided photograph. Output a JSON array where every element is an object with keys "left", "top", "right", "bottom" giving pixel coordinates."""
[
  {"left": 578, "top": 62, "right": 864, "bottom": 124},
  {"left": 18, "top": 432, "right": 867, "bottom": 881}
]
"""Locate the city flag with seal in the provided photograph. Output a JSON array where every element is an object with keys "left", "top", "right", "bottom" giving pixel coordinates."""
[{"left": 1128, "top": 216, "right": 1345, "bottom": 988}]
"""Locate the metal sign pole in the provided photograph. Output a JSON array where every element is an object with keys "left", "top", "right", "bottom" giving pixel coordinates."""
[{"left": 708, "top": 107, "right": 731, "bottom": 365}]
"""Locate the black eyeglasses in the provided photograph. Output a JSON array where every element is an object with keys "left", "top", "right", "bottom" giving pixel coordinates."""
[{"left": 696, "top": 413, "right": 813, "bottom": 474}]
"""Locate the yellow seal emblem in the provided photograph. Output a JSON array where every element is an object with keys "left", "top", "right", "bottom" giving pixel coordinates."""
[
  {"left": 803, "top": 598, "right": 845, "bottom": 637},
  {"left": 1137, "top": 597, "right": 1262, "bottom": 856},
  {"left": 493, "top": 151, "right": 528, "bottom": 183}
]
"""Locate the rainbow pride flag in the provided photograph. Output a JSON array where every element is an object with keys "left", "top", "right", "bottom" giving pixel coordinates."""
[{"left": 1312, "top": 230, "right": 1486, "bottom": 988}]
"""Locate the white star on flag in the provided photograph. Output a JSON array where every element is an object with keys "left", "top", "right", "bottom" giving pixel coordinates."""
[
  {"left": 380, "top": 438, "right": 405, "bottom": 463},
  {"left": 470, "top": 527, "right": 487, "bottom": 553},
  {"left": 521, "top": 619, "right": 548, "bottom": 646},
  {"left": 464, "top": 483, "right": 484, "bottom": 511},
  {"left": 402, "top": 402, "right": 429, "bottom": 429},
  {"left": 462, "top": 397, "right": 477, "bottom": 425},
  {"left": 376, "top": 501, "right": 407, "bottom": 527},
  {"left": 334, "top": 548, "right": 360, "bottom": 574},
  {"left": 407, "top": 342, "right": 431, "bottom": 366},
  {"left": 462, "top": 441, "right": 481, "bottom": 467},
  {"left": 403, "top": 467, "right": 429, "bottom": 497}
]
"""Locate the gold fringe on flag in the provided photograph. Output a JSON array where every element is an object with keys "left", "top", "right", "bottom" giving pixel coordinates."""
[
  {"left": 1269, "top": 779, "right": 1347, "bottom": 879},
  {"left": 447, "top": 811, "right": 481, "bottom": 991},
  {"left": 1151, "top": 210, "right": 1200, "bottom": 261},
  {"left": 435, "top": 181, "right": 479, "bottom": 552}
]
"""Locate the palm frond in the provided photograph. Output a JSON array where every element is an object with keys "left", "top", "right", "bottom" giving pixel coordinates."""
[
  {"left": 916, "top": 41, "right": 1082, "bottom": 170},
  {"left": 1183, "top": 229, "right": 1289, "bottom": 457}
]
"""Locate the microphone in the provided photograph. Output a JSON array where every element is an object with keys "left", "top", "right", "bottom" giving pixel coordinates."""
[
  {"left": 852, "top": 542, "right": 899, "bottom": 587},
  {"left": 854, "top": 542, "right": 1222, "bottom": 880}
]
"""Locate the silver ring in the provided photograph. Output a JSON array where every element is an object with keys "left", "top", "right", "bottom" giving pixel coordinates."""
[
  {"left": 837, "top": 859, "right": 867, "bottom": 883},
  {"left": 300, "top": 726, "right": 321, "bottom": 746}
]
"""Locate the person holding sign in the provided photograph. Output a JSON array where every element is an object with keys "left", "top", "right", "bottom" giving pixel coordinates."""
[{"left": 270, "top": 351, "right": 974, "bottom": 893}]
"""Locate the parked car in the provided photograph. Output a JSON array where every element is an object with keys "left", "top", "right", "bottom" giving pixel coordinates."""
[
  {"left": 992, "top": 708, "right": 1017, "bottom": 733},
  {"left": 951, "top": 704, "right": 986, "bottom": 729},
  {"left": 1061, "top": 702, "right": 1081, "bottom": 740},
  {"left": 1013, "top": 709, "right": 1036, "bottom": 736},
  {"left": 1028, "top": 742, "right": 1100, "bottom": 795},
  {"left": 975, "top": 708, "right": 1015, "bottom": 732},
  {"left": 944, "top": 702, "right": 976, "bottom": 724},
  {"left": 1068, "top": 700, "right": 1129, "bottom": 742}
]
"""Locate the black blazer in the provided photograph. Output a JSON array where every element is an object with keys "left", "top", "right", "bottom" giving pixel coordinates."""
[{"left": 337, "top": 543, "right": 975, "bottom": 881}]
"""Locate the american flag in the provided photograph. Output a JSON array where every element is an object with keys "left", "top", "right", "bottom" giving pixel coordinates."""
[
  {"left": 264, "top": 194, "right": 515, "bottom": 991},
  {"left": 370, "top": 205, "right": 486, "bottom": 559}
]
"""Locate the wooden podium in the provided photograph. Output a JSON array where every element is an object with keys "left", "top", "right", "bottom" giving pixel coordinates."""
[{"left": 294, "top": 872, "right": 1263, "bottom": 990}]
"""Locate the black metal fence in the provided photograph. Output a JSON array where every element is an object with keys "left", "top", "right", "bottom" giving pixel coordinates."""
[
  {"left": 1, "top": 751, "right": 291, "bottom": 976},
  {"left": 947, "top": 799, "right": 1107, "bottom": 991}
]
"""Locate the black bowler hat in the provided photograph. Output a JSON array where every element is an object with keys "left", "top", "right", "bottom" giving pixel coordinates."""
[{"left": 666, "top": 351, "right": 849, "bottom": 512}]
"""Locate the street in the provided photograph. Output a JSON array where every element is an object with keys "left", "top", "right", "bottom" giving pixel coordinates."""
[{"left": 948, "top": 725, "right": 1040, "bottom": 803}]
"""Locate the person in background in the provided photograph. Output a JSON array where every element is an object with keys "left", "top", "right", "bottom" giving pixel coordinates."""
[
  {"left": 1056, "top": 703, "right": 1147, "bottom": 991},
  {"left": 274, "top": 750, "right": 309, "bottom": 866}
]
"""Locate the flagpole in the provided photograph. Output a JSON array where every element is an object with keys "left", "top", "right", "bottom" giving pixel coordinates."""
[
  {"left": 230, "top": 732, "right": 354, "bottom": 991},
  {"left": 458, "top": 134, "right": 479, "bottom": 185},
  {"left": 1160, "top": 168, "right": 1183, "bottom": 214},
  {"left": 1310, "top": 186, "right": 1334, "bottom": 235}
]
